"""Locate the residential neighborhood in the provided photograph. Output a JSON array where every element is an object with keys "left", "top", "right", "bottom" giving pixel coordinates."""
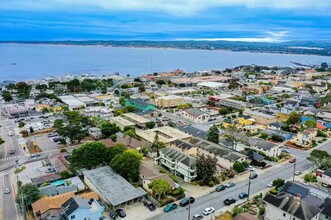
[{"left": 1, "top": 64, "right": 331, "bottom": 220}]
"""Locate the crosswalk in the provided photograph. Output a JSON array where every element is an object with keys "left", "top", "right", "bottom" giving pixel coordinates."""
[
  {"left": 0, "top": 170, "right": 10, "bottom": 177},
  {"left": 0, "top": 155, "right": 23, "bottom": 162}
]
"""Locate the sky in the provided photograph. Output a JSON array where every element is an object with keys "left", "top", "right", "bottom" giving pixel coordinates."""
[{"left": 1, "top": 0, "right": 331, "bottom": 42}]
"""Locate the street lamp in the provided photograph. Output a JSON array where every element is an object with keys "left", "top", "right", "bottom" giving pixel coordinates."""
[
  {"left": 247, "top": 172, "right": 252, "bottom": 202},
  {"left": 292, "top": 157, "right": 297, "bottom": 182}
]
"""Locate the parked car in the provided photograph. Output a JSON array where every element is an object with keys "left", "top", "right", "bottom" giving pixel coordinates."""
[
  {"left": 247, "top": 165, "right": 255, "bottom": 171},
  {"left": 224, "top": 198, "right": 236, "bottom": 206},
  {"left": 295, "top": 171, "right": 302, "bottom": 175},
  {"left": 143, "top": 200, "right": 156, "bottom": 211},
  {"left": 239, "top": 192, "right": 248, "bottom": 199},
  {"left": 224, "top": 182, "right": 235, "bottom": 188},
  {"left": 31, "top": 153, "right": 41, "bottom": 158},
  {"left": 9, "top": 149, "right": 16, "bottom": 154},
  {"left": 163, "top": 203, "right": 178, "bottom": 212},
  {"left": 282, "top": 149, "right": 291, "bottom": 154},
  {"left": 115, "top": 209, "right": 126, "bottom": 218},
  {"left": 192, "top": 214, "right": 204, "bottom": 220},
  {"left": 202, "top": 207, "right": 215, "bottom": 215},
  {"left": 109, "top": 212, "right": 116, "bottom": 219},
  {"left": 289, "top": 158, "right": 296, "bottom": 163},
  {"left": 4, "top": 187, "right": 11, "bottom": 194},
  {"left": 250, "top": 173, "right": 258, "bottom": 179},
  {"left": 48, "top": 132, "right": 57, "bottom": 137},
  {"left": 267, "top": 182, "right": 273, "bottom": 188},
  {"left": 215, "top": 185, "right": 226, "bottom": 192},
  {"left": 8, "top": 131, "right": 13, "bottom": 136},
  {"left": 52, "top": 137, "right": 60, "bottom": 142},
  {"left": 179, "top": 197, "right": 195, "bottom": 206}
]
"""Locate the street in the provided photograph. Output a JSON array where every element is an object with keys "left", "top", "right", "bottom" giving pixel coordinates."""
[{"left": 148, "top": 141, "right": 330, "bottom": 220}]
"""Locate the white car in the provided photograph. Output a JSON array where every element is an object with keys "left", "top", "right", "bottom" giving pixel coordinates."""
[
  {"left": 202, "top": 207, "right": 215, "bottom": 215},
  {"left": 247, "top": 165, "right": 255, "bottom": 171},
  {"left": 8, "top": 131, "right": 13, "bottom": 136},
  {"left": 295, "top": 171, "right": 302, "bottom": 175},
  {"left": 267, "top": 182, "right": 273, "bottom": 188},
  {"left": 4, "top": 187, "right": 11, "bottom": 194}
]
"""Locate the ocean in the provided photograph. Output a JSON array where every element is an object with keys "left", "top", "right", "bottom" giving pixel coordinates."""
[{"left": 1, "top": 43, "right": 331, "bottom": 81}]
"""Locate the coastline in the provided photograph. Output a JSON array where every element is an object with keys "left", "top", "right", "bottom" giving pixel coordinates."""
[{"left": 1, "top": 42, "right": 330, "bottom": 57}]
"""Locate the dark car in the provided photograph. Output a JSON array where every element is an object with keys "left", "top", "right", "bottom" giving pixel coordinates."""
[
  {"left": 143, "top": 200, "right": 156, "bottom": 211},
  {"left": 179, "top": 197, "right": 195, "bottom": 207},
  {"left": 163, "top": 203, "right": 177, "bottom": 212},
  {"left": 215, "top": 185, "right": 226, "bottom": 192},
  {"left": 249, "top": 173, "right": 258, "bottom": 179},
  {"left": 52, "top": 137, "right": 60, "bottom": 142},
  {"left": 116, "top": 209, "right": 126, "bottom": 218},
  {"left": 224, "top": 198, "right": 236, "bottom": 206},
  {"left": 239, "top": 192, "right": 248, "bottom": 199},
  {"left": 109, "top": 212, "right": 117, "bottom": 219},
  {"left": 289, "top": 158, "right": 296, "bottom": 163}
]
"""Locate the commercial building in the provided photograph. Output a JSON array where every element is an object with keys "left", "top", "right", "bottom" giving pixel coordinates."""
[
  {"left": 136, "top": 126, "right": 192, "bottom": 144},
  {"left": 157, "top": 147, "right": 197, "bottom": 182},
  {"left": 154, "top": 95, "right": 184, "bottom": 108},
  {"left": 122, "top": 113, "right": 152, "bottom": 129},
  {"left": 109, "top": 116, "right": 135, "bottom": 130},
  {"left": 83, "top": 166, "right": 146, "bottom": 207},
  {"left": 217, "top": 98, "right": 252, "bottom": 110},
  {"left": 59, "top": 95, "right": 86, "bottom": 111},
  {"left": 125, "top": 99, "right": 156, "bottom": 112}
]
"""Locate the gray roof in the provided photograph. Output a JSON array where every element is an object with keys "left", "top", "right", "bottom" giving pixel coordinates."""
[
  {"left": 320, "top": 197, "right": 331, "bottom": 217},
  {"left": 83, "top": 166, "right": 146, "bottom": 206},
  {"left": 160, "top": 147, "right": 196, "bottom": 166},
  {"left": 39, "top": 184, "right": 78, "bottom": 196},
  {"left": 183, "top": 108, "right": 205, "bottom": 117},
  {"left": 176, "top": 125, "right": 208, "bottom": 139},
  {"left": 170, "top": 139, "right": 194, "bottom": 150},
  {"left": 248, "top": 138, "right": 277, "bottom": 150},
  {"left": 281, "top": 181, "right": 310, "bottom": 199},
  {"left": 62, "top": 196, "right": 89, "bottom": 217},
  {"left": 324, "top": 169, "right": 331, "bottom": 177},
  {"left": 264, "top": 193, "right": 322, "bottom": 220}
]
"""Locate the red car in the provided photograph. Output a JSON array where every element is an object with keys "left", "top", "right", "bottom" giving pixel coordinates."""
[{"left": 289, "top": 158, "right": 296, "bottom": 163}]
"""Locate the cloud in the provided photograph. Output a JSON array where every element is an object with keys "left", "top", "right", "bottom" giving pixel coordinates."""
[
  {"left": 1, "top": 0, "right": 331, "bottom": 15},
  {"left": 176, "top": 30, "right": 289, "bottom": 43}
]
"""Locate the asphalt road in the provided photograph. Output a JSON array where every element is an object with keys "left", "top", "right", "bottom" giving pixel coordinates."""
[{"left": 149, "top": 141, "right": 331, "bottom": 220}]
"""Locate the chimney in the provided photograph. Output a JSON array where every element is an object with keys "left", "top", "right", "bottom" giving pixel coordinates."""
[{"left": 296, "top": 194, "right": 301, "bottom": 200}]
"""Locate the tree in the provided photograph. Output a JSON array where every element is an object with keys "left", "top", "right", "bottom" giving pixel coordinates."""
[
  {"left": 156, "top": 80, "right": 166, "bottom": 85},
  {"left": 119, "top": 97, "right": 125, "bottom": 106},
  {"left": 232, "top": 206, "right": 244, "bottom": 217},
  {"left": 110, "top": 149, "right": 143, "bottom": 182},
  {"left": 196, "top": 153, "right": 218, "bottom": 184},
  {"left": 259, "top": 132, "right": 268, "bottom": 140},
  {"left": 146, "top": 121, "right": 156, "bottom": 129},
  {"left": 219, "top": 108, "right": 229, "bottom": 115},
  {"left": 304, "top": 119, "right": 317, "bottom": 128},
  {"left": 286, "top": 112, "right": 301, "bottom": 125},
  {"left": 18, "top": 121, "right": 25, "bottom": 128},
  {"left": 272, "top": 178, "right": 285, "bottom": 188},
  {"left": 138, "top": 85, "right": 146, "bottom": 93},
  {"left": 115, "top": 108, "right": 123, "bottom": 116},
  {"left": 207, "top": 125, "right": 219, "bottom": 144},
  {"left": 124, "top": 128, "right": 138, "bottom": 138},
  {"left": 60, "top": 170, "right": 73, "bottom": 179},
  {"left": 148, "top": 179, "right": 172, "bottom": 201},
  {"left": 2, "top": 91, "right": 13, "bottom": 102},
  {"left": 69, "top": 142, "right": 111, "bottom": 169},
  {"left": 53, "top": 119, "right": 64, "bottom": 129},
  {"left": 108, "top": 144, "right": 127, "bottom": 161},
  {"left": 233, "top": 161, "right": 245, "bottom": 173},
  {"left": 0, "top": 138, "right": 5, "bottom": 145},
  {"left": 223, "top": 125, "right": 248, "bottom": 150},
  {"left": 126, "top": 105, "right": 135, "bottom": 112},
  {"left": 15, "top": 184, "right": 40, "bottom": 208},
  {"left": 152, "top": 133, "right": 166, "bottom": 157},
  {"left": 100, "top": 122, "right": 120, "bottom": 138},
  {"left": 304, "top": 173, "right": 317, "bottom": 183},
  {"left": 29, "top": 127, "right": 34, "bottom": 133},
  {"left": 35, "top": 84, "right": 48, "bottom": 92}
]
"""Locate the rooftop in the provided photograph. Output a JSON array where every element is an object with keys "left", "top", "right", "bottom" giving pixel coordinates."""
[
  {"left": 160, "top": 147, "right": 196, "bottom": 166},
  {"left": 32, "top": 192, "right": 75, "bottom": 215},
  {"left": 136, "top": 126, "right": 192, "bottom": 144},
  {"left": 122, "top": 113, "right": 151, "bottom": 124},
  {"left": 109, "top": 116, "right": 135, "bottom": 127},
  {"left": 83, "top": 166, "right": 146, "bottom": 206}
]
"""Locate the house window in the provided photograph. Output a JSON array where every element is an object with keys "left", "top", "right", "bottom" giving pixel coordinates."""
[
  {"left": 283, "top": 213, "right": 286, "bottom": 217},
  {"left": 71, "top": 215, "right": 75, "bottom": 219}
]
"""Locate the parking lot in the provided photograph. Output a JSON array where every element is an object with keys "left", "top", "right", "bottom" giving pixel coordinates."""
[
  {"left": 121, "top": 202, "right": 163, "bottom": 220},
  {"left": 26, "top": 133, "right": 60, "bottom": 152}
]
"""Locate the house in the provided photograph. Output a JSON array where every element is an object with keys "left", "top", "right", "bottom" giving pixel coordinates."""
[
  {"left": 88, "top": 127, "right": 102, "bottom": 139},
  {"left": 176, "top": 125, "right": 208, "bottom": 139},
  {"left": 180, "top": 108, "right": 210, "bottom": 123},
  {"left": 294, "top": 128, "right": 317, "bottom": 147},
  {"left": 48, "top": 153, "right": 70, "bottom": 173},
  {"left": 244, "top": 110, "right": 277, "bottom": 125},
  {"left": 170, "top": 139, "right": 197, "bottom": 156},
  {"left": 317, "top": 169, "right": 331, "bottom": 187},
  {"left": 154, "top": 95, "right": 184, "bottom": 108},
  {"left": 157, "top": 147, "right": 197, "bottom": 182},
  {"left": 4, "top": 103, "right": 30, "bottom": 117},
  {"left": 319, "top": 197, "right": 331, "bottom": 220},
  {"left": 32, "top": 192, "right": 75, "bottom": 220},
  {"left": 263, "top": 193, "right": 322, "bottom": 220},
  {"left": 62, "top": 196, "right": 104, "bottom": 220},
  {"left": 116, "top": 132, "right": 152, "bottom": 149},
  {"left": 122, "top": 113, "right": 152, "bottom": 129},
  {"left": 83, "top": 166, "right": 146, "bottom": 207},
  {"left": 268, "top": 122, "right": 285, "bottom": 130},
  {"left": 262, "top": 129, "right": 293, "bottom": 141},
  {"left": 248, "top": 138, "right": 281, "bottom": 157},
  {"left": 139, "top": 163, "right": 176, "bottom": 191},
  {"left": 125, "top": 98, "right": 156, "bottom": 112},
  {"left": 39, "top": 176, "right": 85, "bottom": 197},
  {"left": 31, "top": 173, "right": 61, "bottom": 187}
]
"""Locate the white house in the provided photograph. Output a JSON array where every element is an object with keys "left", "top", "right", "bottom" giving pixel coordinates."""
[
  {"left": 180, "top": 108, "right": 210, "bottom": 123},
  {"left": 248, "top": 138, "right": 281, "bottom": 157},
  {"left": 317, "top": 169, "right": 331, "bottom": 187}
]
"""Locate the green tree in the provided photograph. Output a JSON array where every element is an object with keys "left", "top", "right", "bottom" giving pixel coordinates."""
[
  {"left": 286, "top": 112, "right": 301, "bottom": 125},
  {"left": 110, "top": 134, "right": 117, "bottom": 142},
  {"left": 15, "top": 184, "right": 40, "bottom": 208},
  {"left": 146, "top": 121, "right": 156, "bottom": 129},
  {"left": 115, "top": 108, "right": 123, "bottom": 116},
  {"left": 100, "top": 122, "right": 120, "bottom": 138},
  {"left": 108, "top": 143, "right": 127, "bottom": 161},
  {"left": 152, "top": 133, "right": 166, "bottom": 157},
  {"left": 272, "top": 178, "right": 285, "bottom": 188},
  {"left": 2, "top": 91, "right": 13, "bottom": 102},
  {"left": 126, "top": 105, "right": 136, "bottom": 112},
  {"left": 110, "top": 149, "right": 143, "bottom": 182},
  {"left": 60, "top": 170, "right": 73, "bottom": 179},
  {"left": 148, "top": 179, "right": 172, "bottom": 201},
  {"left": 233, "top": 161, "right": 245, "bottom": 173},
  {"left": 259, "top": 132, "right": 269, "bottom": 139},
  {"left": 207, "top": 125, "right": 219, "bottom": 144},
  {"left": 304, "top": 119, "right": 317, "bottom": 128},
  {"left": 35, "top": 84, "right": 48, "bottom": 92},
  {"left": 18, "top": 121, "right": 25, "bottom": 128},
  {"left": 304, "top": 173, "right": 317, "bottom": 183},
  {"left": 196, "top": 153, "right": 218, "bottom": 184},
  {"left": 53, "top": 119, "right": 64, "bottom": 129},
  {"left": 219, "top": 108, "right": 229, "bottom": 115},
  {"left": 0, "top": 138, "right": 5, "bottom": 145},
  {"left": 69, "top": 142, "right": 111, "bottom": 169},
  {"left": 242, "top": 161, "right": 250, "bottom": 168},
  {"left": 124, "top": 128, "right": 138, "bottom": 138},
  {"left": 223, "top": 125, "right": 248, "bottom": 149},
  {"left": 119, "top": 97, "right": 125, "bottom": 106}
]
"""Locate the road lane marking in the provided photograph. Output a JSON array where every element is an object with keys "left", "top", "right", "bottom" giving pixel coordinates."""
[{"left": 0, "top": 155, "right": 23, "bottom": 162}]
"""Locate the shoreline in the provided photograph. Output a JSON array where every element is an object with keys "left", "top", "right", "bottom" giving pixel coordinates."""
[{"left": 1, "top": 42, "right": 330, "bottom": 58}]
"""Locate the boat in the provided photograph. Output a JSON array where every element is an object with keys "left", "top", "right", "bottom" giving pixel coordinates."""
[{"left": 10, "top": 62, "right": 16, "bottom": 65}]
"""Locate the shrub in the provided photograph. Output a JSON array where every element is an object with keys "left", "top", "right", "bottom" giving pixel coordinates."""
[
  {"left": 272, "top": 178, "right": 285, "bottom": 188},
  {"left": 259, "top": 207, "right": 265, "bottom": 216},
  {"left": 270, "top": 188, "right": 278, "bottom": 195},
  {"left": 208, "top": 180, "right": 215, "bottom": 187},
  {"left": 233, "top": 161, "right": 245, "bottom": 173},
  {"left": 198, "top": 180, "right": 205, "bottom": 186},
  {"left": 60, "top": 148, "right": 67, "bottom": 153},
  {"left": 304, "top": 173, "right": 318, "bottom": 183},
  {"left": 232, "top": 206, "right": 244, "bottom": 217},
  {"left": 160, "top": 197, "right": 175, "bottom": 206},
  {"left": 40, "top": 182, "right": 51, "bottom": 187}
]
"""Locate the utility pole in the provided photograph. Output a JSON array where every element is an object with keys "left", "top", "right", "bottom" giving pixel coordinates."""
[
  {"left": 247, "top": 172, "right": 252, "bottom": 202},
  {"left": 293, "top": 159, "right": 297, "bottom": 182},
  {"left": 187, "top": 166, "right": 191, "bottom": 220}
]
